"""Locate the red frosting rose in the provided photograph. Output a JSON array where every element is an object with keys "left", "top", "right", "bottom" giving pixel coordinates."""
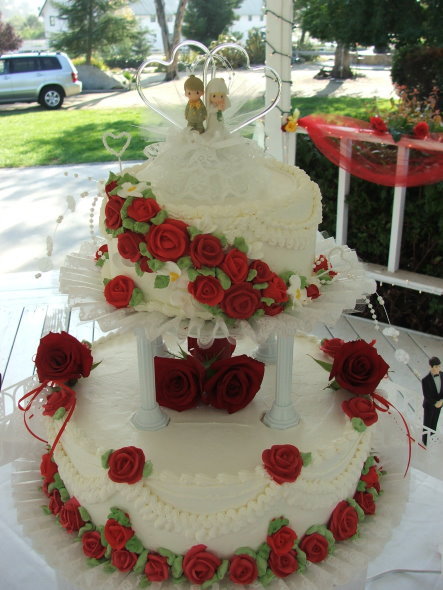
[
  {"left": 267, "top": 526, "right": 297, "bottom": 555},
  {"left": 329, "top": 340, "right": 389, "bottom": 396},
  {"left": 342, "top": 396, "right": 379, "bottom": 426},
  {"left": 35, "top": 331, "right": 93, "bottom": 383},
  {"left": 59, "top": 497, "right": 85, "bottom": 534},
  {"left": 146, "top": 218, "right": 190, "bottom": 262},
  {"left": 104, "top": 518, "right": 134, "bottom": 549},
  {"left": 370, "top": 116, "right": 388, "bottom": 134},
  {"left": 42, "top": 388, "right": 76, "bottom": 417},
  {"left": 220, "top": 249, "right": 249, "bottom": 283},
  {"left": 229, "top": 554, "right": 258, "bottom": 584},
  {"left": 187, "top": 337, "right": 236, "bottom": 363},
  {"left": 413, "top": 121, "right": 430, "bottom": 139},
  {"left": 360, "top": 465, "right": 381, "bottom": 492},
  {"left": 111, "top": 548, "right": 138, "bottom": 572},
  {"left": 144, "top": 552, "right": 170, "bottom": 582},
  {"left": 328, "top": 500, "right": 359, "bottom": 541},
  {"left": 190, "top": 234, "right": 225, "bottom": 268},
  {"left": 107, "top": 446, "right": 146, "bottom": 484},
  {"left": 139, "top": 257, "right": 154, "bottom": 273},
  {"left": 95, "top": 244, "right": 109, "bottom": 260},
  {"left": 262, "top": 444, "right": 303, "bottom": 484},
  {"left": 105, "top": 179, "right": 118, "bottom": 197},
  {"left": 354, "top": 491, "right": 376, "bottom": 515},
  {"left": 82, "top": 530, "right": 106, "bottom": 559},
  {"left": 249, "top": 259, "right": 274, "bottom": 283},
  {"left": 221, "top": 282, "right": 261, "bottom": 319},
  {"left": 126, "top": 197, "right": 160, "bottom": 222},
  {"left": 155, "top": 356, "right": 204, "bottom": 411},
  {"left": 117, "top": 231, "right": 144, "bottom": 262},
  {"left": 48, "top": 489, "right": 63, "bottom": 516},
  {"left": 188, "top": 275, "right": 225, "bottom": 307},
  {"left": 320, "top": 338, "right": 345, "bottom": 358},
  {"left": 261, "top": 301, "right": 285, "bottom": 316},
  {"left": 182, "top": 544, "right": 222, "bottom": 585},
  {"left": 203, "top": 355, "right": 265, "bottom": 413},
  {"left": 40, "top": 452, "right": 58, "bottom": 483},
  {"left": 104, "top": 275, "right": 136, "bottom": 309},
  {"left": 306, "top": 284, "right": 320, "bottom": 299},
  {"left": 299, "top": 532, "right": 329, "bottom": 563},
  {"left": 313, "top": 255, "right": 329, "bottom": 273},
  {"left": 268, "top": 549, "right": 299, "bottom": 578},
  {"left": 262, "top": 274, "right": 289, "bottom": 304},
  {"left": 105, "top": 195, "right": 125, "bottom": 230}
]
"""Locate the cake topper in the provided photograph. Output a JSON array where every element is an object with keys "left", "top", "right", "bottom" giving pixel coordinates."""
[
  {"left": 205, "top": 77, "right": 230, "bottom": 136},
  {"left": 183, "top": 75, "right": 207, "bottom": 134}
]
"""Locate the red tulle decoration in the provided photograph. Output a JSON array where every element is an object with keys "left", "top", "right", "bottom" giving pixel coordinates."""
[{"left": 298, "top": 114, "right": 443, "bottom": 187}]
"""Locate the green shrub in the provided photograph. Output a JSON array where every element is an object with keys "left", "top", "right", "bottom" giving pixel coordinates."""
[
  {"left": 391, "top": 46, "right": 443, "bottom": 106},
  {"left": 245, "top": 28, "right": 265, "bottom": 65}
]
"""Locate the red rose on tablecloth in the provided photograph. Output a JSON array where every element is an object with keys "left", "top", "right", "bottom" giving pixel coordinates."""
[
  {"left": 40, "top": 452, "right": 58, "bottom": 483},
  {"left": 105, "top": 195, "right": 125, "bottom": 230},
  {"left": 187, "top": 337, "right": 236, "bottom": 363},
  {"left": 262, "top": 275, "right": 289, "bottom": 304},
  {"left": 155, "top": 356, "right": 204, "bottom": 411},
  {"left": 360, "top": 465, "right": 381, "bottom": 492},
  {"left": 267, "top": 526, "right": 298, "bottom": 555},
  {"left": 221, "top": 282, "right": 262, "bottom": 319},
  {"left": 182, "top": 544, "right": 222, "bottom": 585},
  {"left": 203, "top": 355, "right": 264, "bottom": 414},
  {"left": 413, "top": 121, "right": 430, "bottom": 140},
  {"left": 370, "top": 116, "right": 388, "bottom": 134},
  {"left": 59, "top": 497, "right": 85, "bottom": 534},
  {"left": 144, "top": 552, "right": 170, "bottom": 582},
  {"left": 111, "top": 548, "right": 138, "bottom": 572},
  {"left": 268, "top": 549, "right": 299, "bottom": 577},
  {"left": 48, "top": 489, "right": 63, "bottom": 516},
  {"left": 42, "top": 388, "right": 76, "bottom": 417},
  {"left": 262, "top": 444, "right": 303, "bottom": 484},
  {"left": 188, "top": 275, "right": 225, "bottom": 306},
  {"left": 328, "top": 500, "right": 359, "bottom": 541},
  {"left": 104, "top": 518, "right": 134, "bottom": 549},
  {"left": 299, "top": 532, "right": 329, "bottom": 563},
  {"left": 220, "top": 249, "right": 249, "bottom": 283},
  {"left": 117, "top": 231, "right": 144, "bottom": 262},
  {"left": 190, "top": 234, "right": 225, "bottom": 268},
  {"left": 146, "top": 218, "right": 190, "bottom": 262},
  {"left": 35, "top": 331, "right": 93, "bottom": 383},
  {"left": 104, "top": 275, "right": 136, "bottom": 308},
  {"left": 329, "top": 340, "right": 389, "bottom": 395},
  {"left": 342, "top": 396, "right": 379, "bottom": 426},
  {"left": 249, "top": 259, "right": 274, "bottom": 283},
  {"left": 82, "top": 530, "right": 106, "bottom": 559},
  {"left": 306, "top": 284, "right": 320, "bottom": 299},
  {"left": 320, "top": 338, "right": 345, "bottom": 358},
  {"left": 229, "top": 554, "right": 258, "bottom": 584},
  {"left": 354, "top": 491, "right": 376, "bottom": 515},
  {"left": 127, "top": 197, "right": 160, "bottom": 222},
  {"left": 107, "top": 446, "right": 146, "bottom": 484}
]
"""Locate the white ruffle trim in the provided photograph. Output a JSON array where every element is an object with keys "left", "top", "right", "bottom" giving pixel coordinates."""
[
  {"left": 59, "top": 235, "right": 376, "bottom": 344},
  {"left": 10, "top": 410, "right": 409, "bottom": 590}
]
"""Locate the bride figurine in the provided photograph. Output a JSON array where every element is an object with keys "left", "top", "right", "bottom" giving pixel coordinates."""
[{"left": 205, "top": 77, "right": 231, "bottom": 137}]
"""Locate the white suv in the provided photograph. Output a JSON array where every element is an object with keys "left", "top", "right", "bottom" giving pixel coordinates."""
[{"left": 0, "top": 51, "right": 82, "bottom": 109}]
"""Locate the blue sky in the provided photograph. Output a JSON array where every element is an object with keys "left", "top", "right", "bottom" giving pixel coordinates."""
[{"left": 0, "top": 0, "right": 42, "bottom": 18}]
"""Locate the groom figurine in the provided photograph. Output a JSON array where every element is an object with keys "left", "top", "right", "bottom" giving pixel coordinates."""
[
  {"left": 184, "top": 75, "right": 207, "bottom": 134},
  {"left": 422, "top": 356, "right": 443, "bottom": 446}
]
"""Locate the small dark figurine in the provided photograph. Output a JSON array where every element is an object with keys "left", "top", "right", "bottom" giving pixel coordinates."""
[
  {"left": 421, "top": 356, "right": 443, "bottom": 446},
  {"left": 184, "top": 75, "right": 207, "bottom": 134}
]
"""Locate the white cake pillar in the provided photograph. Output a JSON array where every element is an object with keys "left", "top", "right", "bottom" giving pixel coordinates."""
[
  {"left": 254, "top": 334, "right": 277, "bottom": 364},
  {"left": 131, "top": 326, "right": 169, "bottom": 430},
  {"left": 262, "top": 335, "right": 300, "bottom": 429}
]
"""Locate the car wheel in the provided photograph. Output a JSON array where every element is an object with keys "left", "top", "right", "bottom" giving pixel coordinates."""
[{"left": 39, "top": 86, "right": 64, "bottom": 109}]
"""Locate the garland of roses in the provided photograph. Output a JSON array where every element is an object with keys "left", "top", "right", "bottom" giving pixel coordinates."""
[
  {"left": 99, "top": 172, "right": 336, "bottom": 321},
  {"left": 39, "top": 452, "right": 383, "bottom": 588}
]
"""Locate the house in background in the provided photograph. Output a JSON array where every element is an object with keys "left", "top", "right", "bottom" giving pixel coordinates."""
[{"left": 39, "top": 0, "right": 265, "bottom": 52}]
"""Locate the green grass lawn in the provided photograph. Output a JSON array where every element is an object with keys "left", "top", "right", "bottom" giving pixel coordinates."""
[{"left": 0, "top": 96, "right": 389, "bottom": 168}]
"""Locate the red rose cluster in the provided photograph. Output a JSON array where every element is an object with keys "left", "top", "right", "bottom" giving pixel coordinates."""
[
  {"left": 154, "top": 337, "right": 264, "bottom": 414},
  {"left": 262, "top": 444, "right": 306, "bottom": 485},
  {"left": 102, "top": 445, "right": 151, "bottom": 485}
]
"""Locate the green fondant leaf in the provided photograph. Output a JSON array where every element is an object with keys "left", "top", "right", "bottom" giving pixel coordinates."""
[
  {"left": 233, "top": 236, "right": 248, "bottom": 253},
  {"left": 267, "top": 517, "right": 289, "bottom": 536},
  {"left": 122, "top": 218, "right": 136, "bottom": 231},
  {"left": 198, "top": 266, "right": 216, "bottom": 277},
  {"left": 247, "top": 268, "right": 258, "bottom": 282},
  {"left": 348, "top": 498, "right": 365, "bottom": 521},
  {"left": 143, "top": 460, "right": 153, "bottom": 478},
  {"left": 59, "top": 487, "right": 70, "bottom": 503},
  {"left": 78, "top": 506, "right": 91, "bottom": 522},
  {"left": 177, "top": 256, "right": 193, "bottom": 270},
  {"left": 108, "top": 507, "right": 131, "bottom": 527},
  {"left": 257, "top": 542, "right": 271, "bottom": 560},
  {"left": 150, "top": 210, "right": 168, "bottom": 225},
  {"left": 299, "top": 275, "right": 309, "bottom": 289},
  {"left": 47, "top": 482, "right": 57, "bottom": 494},
  {"left": 259, "top": 569, "right": 276, "bottom": 587},
  {"left": 99, "top": 526, "right": 109, "bottom": 548},
  {"left": 356, "top": 480, "right": 367, "bottom": 492},
  {"left": 53, "top": 407, "right": 66, "bottom": 421},
  {"left": 256, "top": 555, "right": 268, "bottom": 577},
  {"left": 351, "top": 417, "right": 367, "bottom": 432},
  {"left": 96, "top": 257, "right": 105, "bottom": 268},
  {"left": 187, "top": 268, "right": 199, "bottom": 282},
  {"left": 217, "top": 559, "right": 229, "bottom": 580},
  {"left": 212, "top": 232, "right": 227, "bottom": 248},
  {"left": 362, "top": 455, "right": 376, "bottom": 474},
  {"left": 139, "top": 242, "right": 151, "bottom": 258},
  {"left": 147, "top": 258, "right": 165, "bottom": 272},
  {"left": 118, "top": 173, "right": 139, "bottom": 186},
  {"left": 103, "top": 562, "right": 117, "bottom": 574},
  {"left": 138, "top": 577, "right": 151, "bottom": 588},
  {"left": 279, "top": 270, "right": 295, "bottom": 284},
  {"left": 135, "top": 262, "right": 144, "bottom": 277},
  {"left": 86, "top": 558, "right": 102, "bottom": 568},
  {"left": 133, "top": 221, "right": 151, "bottom": 234},
  {"left": 154, "top": 275, "right": 170, "bottom": 289},
  {"left": 253, "top": 308, "right": 265, "bottom": 318},
  {"left": 126, "top": 535, "right": 145, "bottom": 554},
  {"left": 329, "top": 379, "right": 341, "bottom": 391},
  {"left": 42, "top": 505, "right": 51, "bottom": 515},
  {"left": 142, "top": 188, "right": 155, "bottom": 199},
  {"left": 171, "top": 555, "right": 183, "bottom": 578},
  {"left": 133, "top": 549, "right": 149, "bottom": 574},
  {"left": 129, "top": 287, "right": 145, "bottom": 307},
  {"left": 201, "top": 575, "right": 218, "bottom": 590},
  {"left": 78, "top": 523, "right": 94, "bottom": 537},
  {"left": 215, "top": 268, "right": 231, "bottom": 290},
  {"left": 301, "top": 452, "right": 312, "bottom": 467},
  {"left": 368, "top": 486, "right": 379, "bottom": 500},
  {"left": 188, "top": 226, "right": 203, "bottom": 239},
  {"left": 103, "top": 278, "right": 110, "bottom": 286},
  {"left": 101, "top": 449, "right": 113, "bottom": 470},
  {"left": 234, "top": 547, "right": 256, "bottom": 558},
  {"left": 171, "top": 575, "right": 187, "bottom": 584},
  {"left": 253, "top": 282, "right": 268, "bottom": 290},
  {"left": 295, "top": 546, "right": 307, "bottom": 572},
  {"left": 158, "top": 547, "right": 176, "bottom": 563},
  {"left": 261, "top": 297, "right": 275, "bottom": 306}
]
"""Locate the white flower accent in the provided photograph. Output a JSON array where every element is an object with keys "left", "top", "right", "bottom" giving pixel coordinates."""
[
  {"left": 118, "top": 181, "right": 149, "bottom": 199},
  {"left": 288, "top": 274, "right": 309, "bottom": 307},
  {"left": 158, "top": 262, "right": 182, "bottom": 282},
  {"left": 394, "top": 349, "right": 410, "bottom": 364}
]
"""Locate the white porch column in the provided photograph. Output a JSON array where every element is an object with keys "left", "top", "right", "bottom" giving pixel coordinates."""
[
  {"left": 336, "top": 138, "right": 352, "bottom": 245},
  {"left": 388, "top": 146, "right": 409, "bottom": 272}
]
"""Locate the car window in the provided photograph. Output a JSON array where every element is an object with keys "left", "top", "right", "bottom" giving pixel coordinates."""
[
  {"left": 40, "top": 56, "right": 62, "bottom": 71},
  {"left": 0, "top": 59, "right": 8, "bottom": 74},
  {"left": 9, "top": 57, "right": 40, "bottom": 74}
]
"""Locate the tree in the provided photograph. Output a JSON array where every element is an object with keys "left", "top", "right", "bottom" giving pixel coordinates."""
[
  {"left": 182, "top": 0, "right": 242, "bottom": 48},
  {"left": 0, "top": 13, "right": 22, "bottom": 53},
  {"left": 50, "top": 0, "right": 139, "bottom": 65},
  {"left": 10, "top": 15, "right": 45, "bottom": 40},
  {"left": 154, "top": 0, "right": 188, "bottom": 80}
]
